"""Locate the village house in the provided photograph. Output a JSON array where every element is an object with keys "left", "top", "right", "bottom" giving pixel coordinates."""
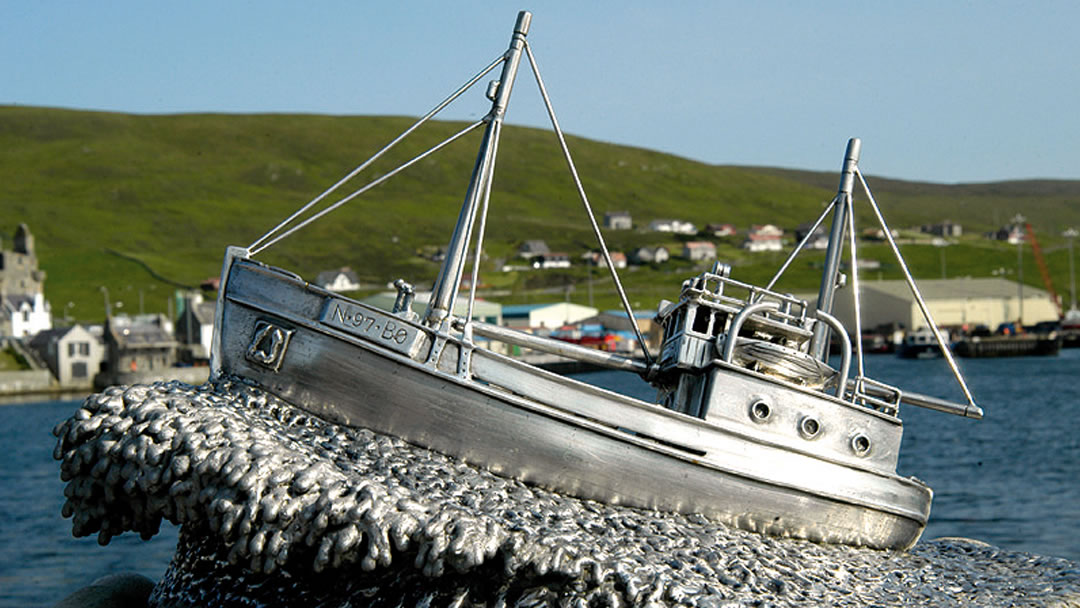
[
  {"left": 922, "top": 220, "right": 963, "bottom": 238},
  {"left": 2, "top": 293, "right": 51, "bottom": 339},
  {"left": 515, "top": 240, "right": 570, "bottom": 269},
  {"left": 706, "top": 223, "right": 737, "bottom": 237},
  {"left": 603, "top": 211, "right": 632, "bottom": 230},
  {"left": 581, "top": 251, "right": 627, "bottom": 269},
  {"left": 629, "top": 246, "right": 670, "bottom": 265},
  {"left": 315, "top": 266, "right": 361, "bottom": 292},
  {"left": 518, "top": 240, "right": 551, "bottom": 259},
  {"left": 795, "top": 222, "right": 830, "bottom": 250},
  {"left": 862, "top": 227, "right": 900, "bottom": 241},
  {"left": 0, "top": 224, "right": 52, "bottom": 338},
  {"left": 97, "top": 314, "right": 178, "bottom": 387},
  {"left": 742, "top": 224, "right": 784, "bottom": 252},
  {"left": 29, "top": 324, "right": 105, "bottom": 389},
  {"left": 647, "top": 219, "right": 697, "bottom": 235},
  {"left": 992, "top": 224, "right": 1025, "bottom": 245},
  {"left": 532, "top": 253, "right": 572, "bottom": 269},
  {"left": 175, "top": 292, "right": 216, "bottom": 363},
  {"left": 682, "top": 241, "right": 717, "bottom": 261}
]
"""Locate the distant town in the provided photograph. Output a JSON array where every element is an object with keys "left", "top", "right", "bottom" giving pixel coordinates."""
[{"left": 1, "top": 214, "right": 1073, "bottom": 397}]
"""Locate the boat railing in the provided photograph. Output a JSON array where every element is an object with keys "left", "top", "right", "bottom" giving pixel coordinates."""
[
  {"left": 685, "top": 267, "right": 813, "bottom": 333},
  {"left": 720, "top": 302, "right": 851, "bottom": 399},
  {"left": 844, "top": 375, "right": 901, "bottom": 416}
]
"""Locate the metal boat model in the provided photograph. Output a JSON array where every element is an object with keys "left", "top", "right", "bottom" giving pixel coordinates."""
[{"left": 211, "top": 11, "right": 981, "bottom": 551}]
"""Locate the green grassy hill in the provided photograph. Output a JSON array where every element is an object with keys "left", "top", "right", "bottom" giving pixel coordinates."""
[{"left": 3, "top": 106, "right": 1079, "bottom": 322}]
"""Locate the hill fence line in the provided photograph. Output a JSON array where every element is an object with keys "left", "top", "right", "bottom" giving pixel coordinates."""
[{"left": 105, "top": 249, "right": 195, "bottom": 290}]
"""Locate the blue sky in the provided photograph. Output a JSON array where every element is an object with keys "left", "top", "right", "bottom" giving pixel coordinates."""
[{"left": 4, "top": 1, "right": 1078, "bottom": 184}]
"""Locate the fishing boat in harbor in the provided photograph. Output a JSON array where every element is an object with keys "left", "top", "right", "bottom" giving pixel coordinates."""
[
  {"left": 897, "top": 327, "right": 949, "bottom": 359},
  {"left": 210, "top": 11, "right": 981, "bottom": 551}
]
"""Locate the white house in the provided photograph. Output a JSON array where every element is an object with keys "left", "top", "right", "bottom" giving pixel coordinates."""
[
  {"left": 647, "top": 219, "right": 697, "bottom": 235},
  {"left": 1, "top": 293, "right": 52, "bottom": 338},
  {"left": 315, "top": 267, "right": 361, "bottom": 292},
  {"left": 742, "top": 224, "right": 784, "bottom": 252},
  {"left": 630, "top": 246, "right": 670, "bottom": 265}
]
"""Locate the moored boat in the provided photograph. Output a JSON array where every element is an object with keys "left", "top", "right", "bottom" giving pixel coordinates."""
[
  {"left": 897, "top": 327, "right": 949, "bottom": 359},
  {"left": 211, "top": 11, "right": 981, "bottom": 551}
]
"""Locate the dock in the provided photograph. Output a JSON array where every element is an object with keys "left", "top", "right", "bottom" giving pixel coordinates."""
[{"left": 953, "top": 334, "right": 1062, "bottom": 357}]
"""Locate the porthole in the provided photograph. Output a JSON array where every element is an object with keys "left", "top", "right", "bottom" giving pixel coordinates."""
[
  {"left": 850, "top": 433, "right": 872, "bottom": 457},
  {"left": 798, "top": 416, "right": 822, "bottom": 440},
  {"left": 749, "top": 399, "right": 772, "bottom": 423}
]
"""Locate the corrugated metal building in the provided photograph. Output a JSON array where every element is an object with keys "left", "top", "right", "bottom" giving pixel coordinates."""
[
  {"left": 825, "top": 278, "right": 1058, "bottom": 331},
  {"left": 502, "top": 302, "right": 598, "bottom": 330}
]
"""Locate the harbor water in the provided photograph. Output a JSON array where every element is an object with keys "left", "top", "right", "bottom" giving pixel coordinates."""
[{"left": 2, "top": 350, "right": 1078, "bottom": 606}]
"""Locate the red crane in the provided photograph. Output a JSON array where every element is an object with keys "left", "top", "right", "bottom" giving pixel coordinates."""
[{"left": 1024, "top": 223, "right": 1063, "bottom": 318}]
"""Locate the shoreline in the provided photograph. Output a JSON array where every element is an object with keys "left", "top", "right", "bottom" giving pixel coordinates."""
[{"left": 0, "top": 388, "right": 88, "bottom": 406}]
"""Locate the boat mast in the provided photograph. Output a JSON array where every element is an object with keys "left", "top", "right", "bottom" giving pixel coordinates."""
[
  {"left": 810, "top": 137, "right": 861, "bottom": 360},
  {"left": 424, "top": 11, "right": 531, "bottom": 328}
]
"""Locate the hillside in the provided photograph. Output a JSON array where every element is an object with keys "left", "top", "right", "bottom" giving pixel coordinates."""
[{"left": 3, "top": 106, "right": 1079, "bottom": 323}]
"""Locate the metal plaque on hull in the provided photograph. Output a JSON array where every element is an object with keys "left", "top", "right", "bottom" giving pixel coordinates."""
[{"left": 319, "top": 298, "right": 426, "bottom": 359}]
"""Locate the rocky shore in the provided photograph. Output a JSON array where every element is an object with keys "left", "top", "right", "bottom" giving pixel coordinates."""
[{"left": 54, "top": 381, "right": 1080, "bottom": 607}]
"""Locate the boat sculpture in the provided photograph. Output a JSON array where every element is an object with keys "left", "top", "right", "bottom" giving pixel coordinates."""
[{"left": 211, "top": 11, "right": 982, "bottom": 551}]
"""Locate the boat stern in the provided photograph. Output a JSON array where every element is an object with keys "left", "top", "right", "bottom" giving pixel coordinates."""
[{"left": 210, "top": 246, "right": 252, "bottom": 379}]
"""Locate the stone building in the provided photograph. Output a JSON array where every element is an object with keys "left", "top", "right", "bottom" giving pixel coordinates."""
[
  {"left": 29, "top": 324, "right": 105, "bottom": 389},
  {"left": 0, "top": 224, "right": 45, "bottom": 295},
  {"left": 603, "top": 211, "right": 632, "bottom": 230}
]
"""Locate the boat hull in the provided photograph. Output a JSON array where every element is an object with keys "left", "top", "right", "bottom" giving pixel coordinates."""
[{"left": 215, "top": 258, "right": 931, "bottom": 550}]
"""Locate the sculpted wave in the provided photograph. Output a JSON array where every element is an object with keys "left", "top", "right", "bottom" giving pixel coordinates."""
[{"left": 54, "top": 381, "right": 1080, "bottom": 606}]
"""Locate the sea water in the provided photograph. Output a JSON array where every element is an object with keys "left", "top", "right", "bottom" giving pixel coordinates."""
[
  {"left": 3, "top": 350, "right": 1078, "bottom": 606},
  {"left": 575, "top": 349, "right": 1080, "bottom": 561}
]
